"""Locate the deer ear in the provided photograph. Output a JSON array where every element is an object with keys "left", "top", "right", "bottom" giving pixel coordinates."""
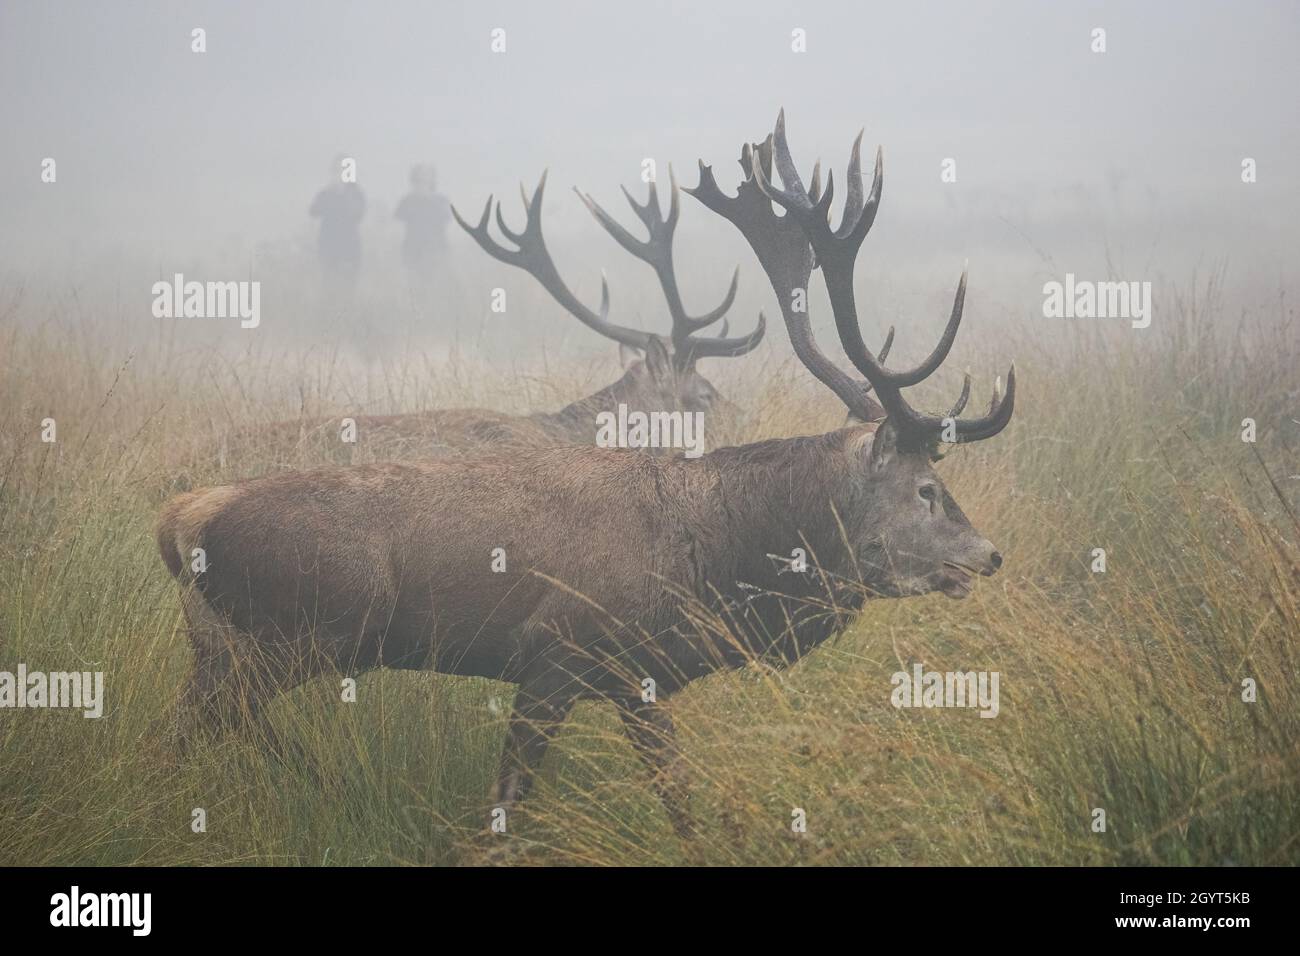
[
  {"left": 644, "top": 337, "right": 674, "bottom": 382},
  {"left": 618, "top": 342, "right": 642, "bottom": 369},
  {"left": 869, "top": 420, "right": 899, "bottom": 470}
]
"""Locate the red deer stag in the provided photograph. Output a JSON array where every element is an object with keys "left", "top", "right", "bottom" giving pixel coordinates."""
[
  {"left": 217, "top": 172, "right": 764, "bottom": 472},
  {"left": 158, "top": 113, "right": 1015, "bottom": 836}
]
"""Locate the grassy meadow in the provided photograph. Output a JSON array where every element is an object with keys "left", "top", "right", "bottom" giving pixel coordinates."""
[{"left": 0, "top": 270, "right": 1297, "bottom": 867}]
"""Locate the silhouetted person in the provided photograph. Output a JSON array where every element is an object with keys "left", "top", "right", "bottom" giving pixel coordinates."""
[
  {"left": 395, "top": 164, "right": 450, "bottom": 274},
  {"left": 310, "top": 156, "right": 366, "bottom": 287}
]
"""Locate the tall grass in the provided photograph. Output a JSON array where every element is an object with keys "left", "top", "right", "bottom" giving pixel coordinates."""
[{"left": 0, "top": 272, "right": 1296, "bottom": 865}]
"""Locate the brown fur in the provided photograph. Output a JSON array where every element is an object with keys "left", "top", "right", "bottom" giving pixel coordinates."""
[
  {"left": 213, "top": 341, "right": 737, "bottom": 477},
  {"left": 157, "top": 485, "right": 244, "bottom": 577},
  {"left": 159, "top": 420, "right": 1002, "bottom": 835}
]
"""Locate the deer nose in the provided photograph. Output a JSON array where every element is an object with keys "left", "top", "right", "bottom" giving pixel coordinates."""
[{"left": 985, "top": 551, "right": 1003, "bottom": 575}]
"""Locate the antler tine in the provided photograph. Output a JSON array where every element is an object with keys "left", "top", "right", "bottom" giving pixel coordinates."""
[
  {"left": 771, "top": 108, "right": 810, "bottom": 207},
  {"left": 494, "top": 198, "right": 525, "bottom": 246},
  {"left": 685, "top": 266, "right": 739, "bottom": 328},
  {"left": 878, "top": 326, "right": 895, "bottom": 363},
  {"left": 452, "top": 172, "right": 654, "bottom": 351},
  {"left": 755, "top": 134, "right": 775, "bottom": 181},
  {"left": 948, "top": 370, "right": 972, "bottom": 417},
  {"left": 492, "top": 170, "right": 548, "bottom": 247},
  {"left": 884, "top": 269, "right": 966, "bottom": 388},
  {"left": 681, "top": 310, "right": 767, "bottom": 360},
  {"left": 851, "top": 147, "right": 884, "bottom": 243},
  {"left": 666, "top": 164, "right": 681, "bottom": 230},
  {"left": 953, "top": 364, "right": 1016, "bottom": 441},
  {"left": 576, "top": 187, "right": 650, "bottom": 260},
  {"left": 837, "top": 131, "right": 864, "bottom": 238}
]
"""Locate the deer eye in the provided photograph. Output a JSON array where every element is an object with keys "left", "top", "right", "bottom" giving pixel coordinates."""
[{"left": 918, "top": 484, "right": 938, "bottom": 503}]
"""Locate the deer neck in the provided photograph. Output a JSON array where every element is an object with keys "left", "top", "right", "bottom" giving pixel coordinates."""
[
  {"left": 673, "top": 427, "right": 874, "bottom": 666},
  {"left": 529, "top": 375, "right": 638, "bottom": 441},
  {"left": 700, "top": 427, "right": 869, "bottom": 590}
]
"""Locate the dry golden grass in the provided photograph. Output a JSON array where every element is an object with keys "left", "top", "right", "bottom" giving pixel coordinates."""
[{"left": 0, "top": 272, "right": 1296, "bottom": 865}]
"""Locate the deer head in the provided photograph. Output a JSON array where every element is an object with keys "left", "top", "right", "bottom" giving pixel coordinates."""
[
  {"left": 452, "top": 170, "right": 764, "bottom": 425},
  {"left": 691, "top": 111, "right": 1015, "bottom": 599}
]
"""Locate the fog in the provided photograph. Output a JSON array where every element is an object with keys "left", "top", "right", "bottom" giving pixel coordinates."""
[{"left": 1, "top": 0, "right": 1297, "bottom": 365}]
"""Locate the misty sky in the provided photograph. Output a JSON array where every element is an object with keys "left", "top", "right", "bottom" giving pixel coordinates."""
[{"left": 1, "top": 0, "right": 1297, "bottom": 344}]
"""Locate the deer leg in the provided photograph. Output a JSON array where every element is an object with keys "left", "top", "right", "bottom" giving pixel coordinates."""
[
  {"left": 177, "top": 641, "right": 327, "bottom": 781},
  {"left": 617, "top": 699, "right": 695, "bottom": 838},
  {"left": 177, "top": 641, "right": 270, "bottom": 749},
  {"left": 175, "top": 586, "right": 250, "bottom": 753},
  {"left": 173, "top": 588, "right": 307, "bottom": 766},
  {"left": 488, "top": 675, "right": 576, "bottom": 816}
]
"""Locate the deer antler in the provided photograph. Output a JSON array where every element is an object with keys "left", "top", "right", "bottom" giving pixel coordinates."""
[
  {"left": 453, "top": 170, "right": 764, "bottom": 361},
  {"left": 750, "top": 109, "right": 1015, "bottom": 449},
  {"left": 687, "top": 136, "right": 891, "bottom": 421},
  {"left": 575, "top": 166, "right": 764, "bottom": 362},
  {"left": 452, "top": 172, "right": 656, "bottom": 350}
]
